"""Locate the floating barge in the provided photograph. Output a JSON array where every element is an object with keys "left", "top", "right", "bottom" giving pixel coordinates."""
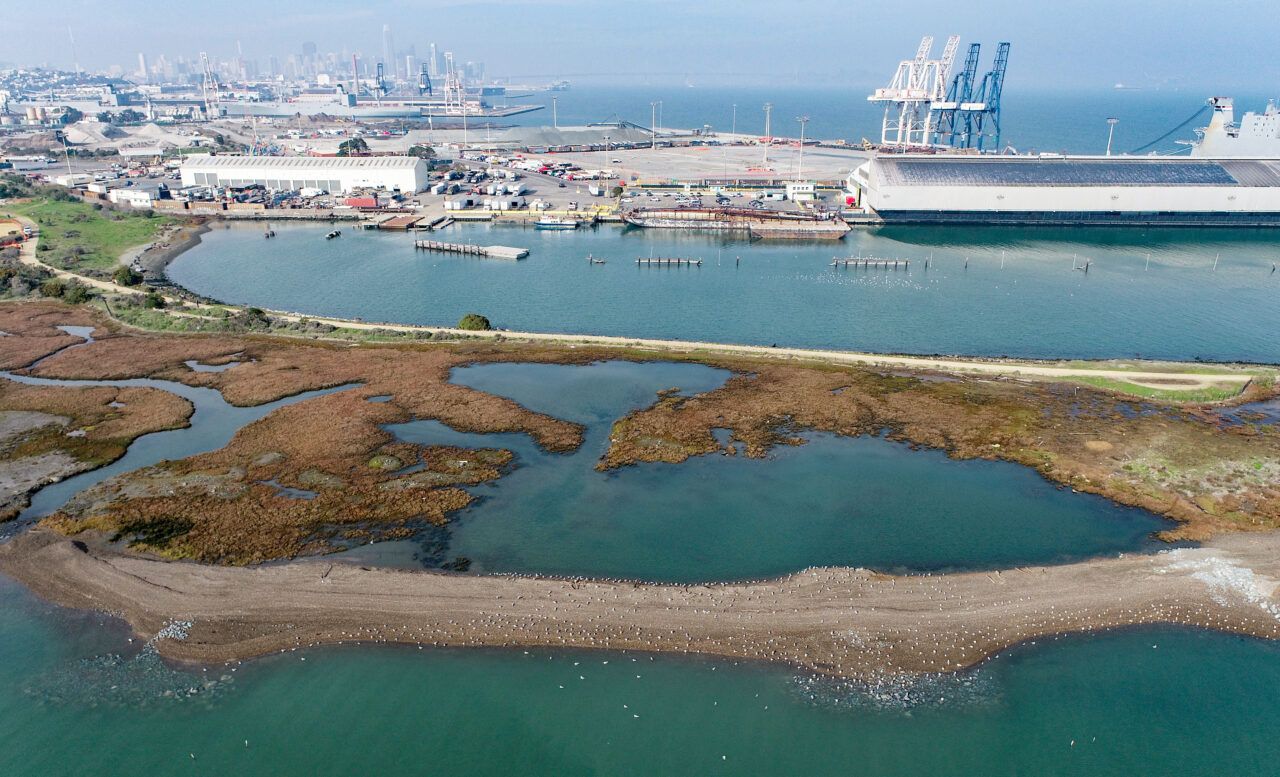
[
  {"left": 622, "top": 207, "right": 850, "bottom": 239},
  {"left": 414, "top": 240, "right": 528, "bottom": 260}
]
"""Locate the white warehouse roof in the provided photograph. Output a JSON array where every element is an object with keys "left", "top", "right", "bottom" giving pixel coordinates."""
[
  {"left": 179, "top": 154, "right": 428, "bottom": 193},
  {"left": 181, "top": 155, "right": 423, "bottom": 172}
]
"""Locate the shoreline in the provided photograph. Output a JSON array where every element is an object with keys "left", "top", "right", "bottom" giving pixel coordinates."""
[
  {"left": 3, "top": 527, "right": 1280, "bottom": 679},
  {"left": 160, "top": 220, "right": 1271, "bottom": 391},
  {"left": 14, "top": 209, "right": 1273, "bottom": 393}
]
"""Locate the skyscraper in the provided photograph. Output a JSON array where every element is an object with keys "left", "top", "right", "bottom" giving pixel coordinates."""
[
  {"left": 428, "top": 43, "right": 438, "bottom": 78},
  {"left": 137, "top": 52, "right": 148, "bottom": 83}
]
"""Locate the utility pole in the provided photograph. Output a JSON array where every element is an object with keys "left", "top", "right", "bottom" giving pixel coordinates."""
[
  {"left": 1106, "top": 117, "right": 1119, "bottom": 156},
  {"left": 795, "top": 116, "right": 810, "bottom": 181}
]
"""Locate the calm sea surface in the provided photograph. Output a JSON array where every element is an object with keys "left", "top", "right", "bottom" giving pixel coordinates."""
[
  {"left": 171, "top": 220, "right": 1280, "bottom": 362},
  {"left": 5, "top": 573, "right": 1279, "bottom": 777}
]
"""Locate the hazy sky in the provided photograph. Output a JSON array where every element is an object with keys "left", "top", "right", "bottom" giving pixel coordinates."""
[{"left": 2, "top": 0, "right": 1275, "bottom": 92}]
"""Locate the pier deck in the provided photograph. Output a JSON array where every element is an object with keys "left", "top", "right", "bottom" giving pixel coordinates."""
[{"left": 414, "top": 240, "right": 528, "bottom": 260}]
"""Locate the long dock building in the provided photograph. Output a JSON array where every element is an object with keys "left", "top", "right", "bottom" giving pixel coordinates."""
[{"left": 848, "top": 155, "right": 1280, "bottom": 226}]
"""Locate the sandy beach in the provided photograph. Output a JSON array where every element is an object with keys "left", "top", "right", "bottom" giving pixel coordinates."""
[{"left": 4, "top": 528, "right": 1280, "bottom": 679}]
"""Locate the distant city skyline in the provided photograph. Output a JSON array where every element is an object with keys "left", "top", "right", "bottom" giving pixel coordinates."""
[{"left": 1, "top": 0, "right": 1275, "bottom": 92}]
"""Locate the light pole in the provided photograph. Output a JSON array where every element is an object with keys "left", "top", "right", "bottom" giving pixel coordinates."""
[
  {"left": 650, "top": 101, "right": 658, "bottom": 149},
  {"left": 762, "top": 102, "right": 772, "bottom": 169},
  {"left": 1106, "top": 117, "right": 1119, "bottom": 156},
  {"left": 552, "top": 95, "right": 558, "bottom": 129},
  {"left": 658, "top": 100, "right": 662, "bottom": 133},
  {"left": 461, "top": 103, "right": 468, "bottom": 149},
  {"left": 795, "top": 115, "right": 810, "bottom": 181},
  {"left": 731, "top": 103, "right": 737, "bottom": 138}
]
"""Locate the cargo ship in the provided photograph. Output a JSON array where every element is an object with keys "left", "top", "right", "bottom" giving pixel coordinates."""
[{"left": 621, "top": 207, "right": 850, "bottom": 239}]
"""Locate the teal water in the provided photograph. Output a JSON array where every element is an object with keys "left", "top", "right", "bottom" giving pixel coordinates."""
[
  {"left": 340, "top": 361, "right": 1174, "bottom": 580},
  {"left": 4, "top": 570, "right": 1279, "bottom": 777},
  {"left": 169, "top": 221, "right": 1280, "bottom": 362}
]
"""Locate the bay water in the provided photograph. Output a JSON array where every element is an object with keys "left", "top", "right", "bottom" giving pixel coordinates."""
[{"left": 170, "top": 220, "right": 1280, "bottom": 362}]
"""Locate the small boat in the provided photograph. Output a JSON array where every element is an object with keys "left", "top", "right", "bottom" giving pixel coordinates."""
[
  {"left": 587, "top": 254, "right": 606, "bottom": 264},
  {"left": 325, "top": 229, "right": 342, "bottom": 240},
  {"left": 535, "top": 217, "right": 579, "bottom": 230},
  {"left": 264, "top": 229, "right": 276, "bottom": 239}
]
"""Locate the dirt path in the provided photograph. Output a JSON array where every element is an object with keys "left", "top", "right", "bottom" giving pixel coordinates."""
[{"left": 4, "top": 529, "right": 1279, "bottom": 679}]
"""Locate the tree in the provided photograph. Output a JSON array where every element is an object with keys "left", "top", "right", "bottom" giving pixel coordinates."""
[
  {"left": 609, "top": 186, "right": 624, "bottom": 197},
  {"left": 457, "top": 313, "right": 491, "bottom": 331},
  {"left": 113, "top": 265, "right": 143, "bottom": 286},
  {"left": 143, "top": 291, "right": 166, "bottom": 309},
  {"left": 61, "top": 107, "right": 84, "bottom": 124},
  {"left": 337, "top": 137, "right": 370, "bottom": 157},
  {"left": 407, "top": 145, "right": 436, "bottom": 159}
]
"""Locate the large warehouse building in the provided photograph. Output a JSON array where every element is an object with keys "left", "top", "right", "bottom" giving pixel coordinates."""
[
  {"left": 179, "top": 155, "right": 428, "bottom": 193},
  {"left": 848, "top": 155, "right": 1280, "bottom": 226}
]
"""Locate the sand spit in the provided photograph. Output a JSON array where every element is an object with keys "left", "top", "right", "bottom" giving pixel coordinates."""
[{"left": 4, "top": 529, "right": 1280, "bottom": 679}]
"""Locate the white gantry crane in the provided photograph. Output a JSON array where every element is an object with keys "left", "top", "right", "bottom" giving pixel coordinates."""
[
  {"left": 199, "top": 51, "right": 221, "bottom": 119},
  {"left": 868, "top": 35, "right": 959, "bottom": 149},
  {"left": 442, "top": 52, "right": 466, "bottom": 114}
]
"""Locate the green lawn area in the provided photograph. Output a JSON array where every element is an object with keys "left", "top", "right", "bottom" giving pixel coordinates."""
[
  {"left": 1067, "top": 374, "right": 1245, "bottom": 403},
  {"left": 6, "top": 196, "right": 170, "bottom": 275}
]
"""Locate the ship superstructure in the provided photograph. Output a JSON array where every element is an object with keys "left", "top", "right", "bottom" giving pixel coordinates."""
[{"left": 1189, "top": 98, "right": 1280, "bottom": 158}]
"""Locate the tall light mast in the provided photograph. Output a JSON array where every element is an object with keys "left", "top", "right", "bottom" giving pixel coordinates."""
[
  {"left": 795, "top": 115, "right": 810, "bottom": 181},
  {"left": 762, "top": 102, "right": 773, "bottom": 169}
]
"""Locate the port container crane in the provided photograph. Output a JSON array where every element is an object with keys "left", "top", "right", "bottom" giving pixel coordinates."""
[
  {"left": 868, "top": 35, "right": 959, "bottom": 148},
  {"left": 931, "top": 43, "right": 981, "bottom": 147},
  {"left": 965, "top": 42, "right": 1010, "bottom": 151},
  {"left": 418, "top": 64, "right": 433, "bottom": 96}
]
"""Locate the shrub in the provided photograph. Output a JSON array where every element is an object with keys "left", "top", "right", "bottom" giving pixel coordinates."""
[
  {"left": 40, "top": 278, "right": 66, "bottom": 297},
  {"left": 457, "top": 313, "right": 491, "bottom": 331},
  {"left": 112, "top": 265, "right": 143, "bottom": 286},
  {"left": 63, "top": 283, "right": 91, "bottom": 304},
  {"left": 143, "top": 291, "right": 166, "bottom": 309}
]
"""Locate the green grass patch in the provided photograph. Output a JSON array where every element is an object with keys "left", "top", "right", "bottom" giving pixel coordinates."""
[
  {"left": 1067, "top": 375, "right": 1243, "bottom": 403},
  {"left": 7, "top": 196, "right": 169, "bottom": 274}
]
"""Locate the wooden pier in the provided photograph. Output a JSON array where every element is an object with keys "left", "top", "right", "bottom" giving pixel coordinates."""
[
  {"left": 636, "top": 257, "right": 702, "bottom": 267},
  {"left": 830, "top": 256, "right": 909, "bottom": 269},
  {"left": 414, "top": 240, "right": 528, "bottom": 260}
]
